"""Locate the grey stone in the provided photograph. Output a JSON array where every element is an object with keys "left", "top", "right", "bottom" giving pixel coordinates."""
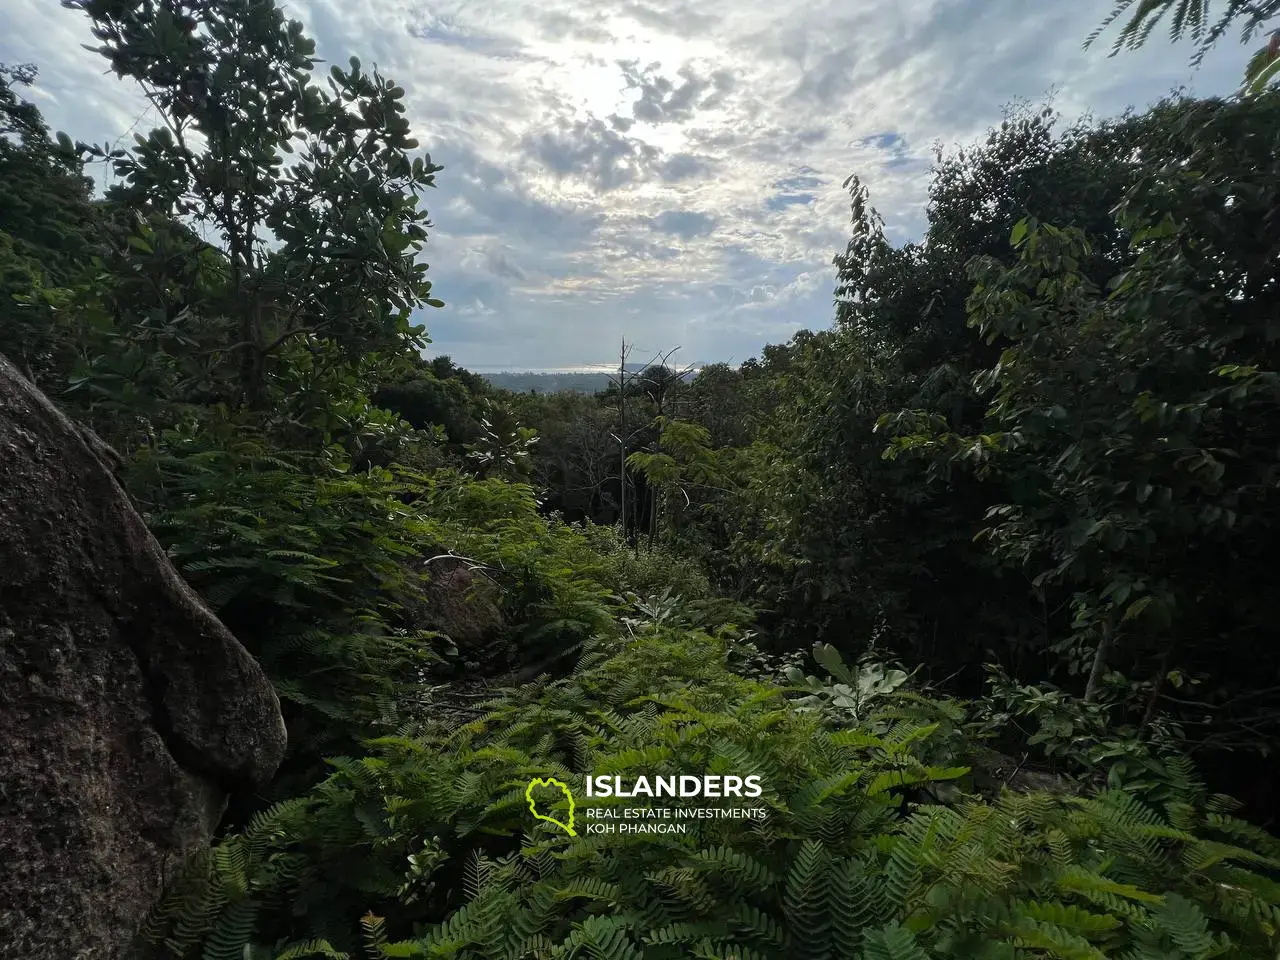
[{"left": 0, "top": 353, "right": 287, "bottom": 959}]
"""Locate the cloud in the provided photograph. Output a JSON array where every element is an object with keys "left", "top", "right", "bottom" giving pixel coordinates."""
[
  {"left": 619, "top": 60, "right": 735, "bottom": 124},
  {"left": 1, "top": 0, "right": 1249, "bottom": 371},
  {"left": 767, "top": 193, "right": 816, "bottom": 211},
  {"left": 657, "top": 152, "right": 712, "bottom": 181},
  {"left": 411, "top": 13, "right": 530, "bottom": 60},
  {"left": 521, "top": 113, "right": 713, "bottom": 190},
  {"left": 522, "top": 116, "right": 659, "bottom": 190},
  {"left": 455, "top": 298, "right": 498, "bottom": 316},
  {"left": 861, "top": 132, "right": 903, "bottom": 152},
  {"left": 536, "top": 9, "right": 616, "bottom": 44},
  {"left": 773, "top": 170, "right": 825, "bottom": 192},
  {"left": 619, "top": 0, "right": 722, "bottom": 35},
  {"left": 651, "top": 210, "right": 717, "bottom": 238},
  {"left": 856, "top": 131, "right": 929, "bottom": 172}
]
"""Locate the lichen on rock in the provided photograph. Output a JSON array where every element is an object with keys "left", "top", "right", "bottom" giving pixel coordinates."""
[{"left": 0, "top": 353, "right": 287, "bottom": 960}]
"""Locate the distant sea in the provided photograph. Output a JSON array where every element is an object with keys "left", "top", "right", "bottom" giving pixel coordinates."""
[
  {"left": 475, "top": 364, "right": 707, "bottom": 395},
  {"left": 479, "top": 370, "right": 620, "bottom": 394},
  {"left": 467, "top": 366, "right": 622, "bottom": 375}
]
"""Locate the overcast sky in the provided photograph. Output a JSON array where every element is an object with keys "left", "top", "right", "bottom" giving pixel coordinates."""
[{"left": 2, "top": 0, "right": 1253, "bottom": 372}]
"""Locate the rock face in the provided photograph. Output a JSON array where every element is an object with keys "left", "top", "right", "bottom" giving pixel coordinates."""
[
  {"left": 0, "top": 354, "right": 287, "bottom": 959},
  {"left": 419, "top": 555, "right": 506, "bottom": 650},
  {"left": 394, "top": 552, "right": 507, "bottom": 670}
]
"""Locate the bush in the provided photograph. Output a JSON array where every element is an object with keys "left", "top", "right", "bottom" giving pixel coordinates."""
[
  {"left": 578, "top": 524, "right": 715, "bottom": 601},
  {"left": 125, "top": 425, "right": 620, "bottom": 794},
  {"left": 143, "top": 617, "right": 1280, "bottom": 960}
]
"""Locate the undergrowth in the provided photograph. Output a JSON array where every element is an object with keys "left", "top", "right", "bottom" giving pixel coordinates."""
[{"left": 141, "top": 618, "right": 1280, "bottom": 960}]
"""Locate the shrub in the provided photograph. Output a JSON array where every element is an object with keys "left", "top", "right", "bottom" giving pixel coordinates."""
[
  {"left": 143, "top": 620, "right": 1280, "bottom": 959},
  {"left": 578, "top": 524, "right": 715, "bottom": 602}
]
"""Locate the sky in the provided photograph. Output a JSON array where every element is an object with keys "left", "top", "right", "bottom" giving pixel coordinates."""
[{"left": 1, "top": 0, "right": 1254, "bottom": 372}]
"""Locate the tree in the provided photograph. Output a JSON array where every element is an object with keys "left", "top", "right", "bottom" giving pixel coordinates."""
[
  {"left": 506, "top": 390, "right": 619, "bottom": 522},
  {"left": 741, "top": 102, "right": 1189, "bottom": 669},
  {"left": 632, "top": 353, "right": 696, "bottom": 538},
  {"left": 464, "top": 398, "right": 539, "bottom": 481},
  {"left": 0, "top": 63, "right": 97, "bottom": 273},
  {"left": 956, "top": 92, "right": 1280, "bottom": 751},
  {"left": 1088, "top": 0, "right": 1280, "bottom": 92},
  {"left": 64, "top": 0, "right": 445, "bottom": 409},
  {"left": 1089, "top": 0, "right": 1278, "bottom": 58},
  {"left": 0, "top": 63, "right": 98, "bottom": 382},
  {"left": 627, "top": 415, "right": 734, "bottom": 542},
  {"left": 374, "top": 372, "right": 485, "bottom": 448},
  {"left": 603, "top": 340, "right": 692, "bottom": 539}
]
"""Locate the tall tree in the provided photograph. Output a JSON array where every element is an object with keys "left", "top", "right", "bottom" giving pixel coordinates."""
[
  {"left": 748, "top": 103, "right": 1189, "bottom": 668},
  {"left": 0, "top": 63, "right": 98, "bottom": 382},
  {"left": 65, "top": 0, "right": 445, "bottom": 409}
]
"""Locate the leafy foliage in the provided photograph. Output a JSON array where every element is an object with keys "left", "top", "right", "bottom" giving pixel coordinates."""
[
  {"left": 0, "top": 63, "right": 99, "bottom": 383},
  {"left": 1087, "top": 0, "right": 1280, "bottom": 93},
  {"left": 703, "top": 102, "right": 1185, "bottom": 664},
  {"left": 64, "top": 0, "right": 445, "bottom": 409},
  {"left": 1087, "top": 0, "right": 1279, "bottom": 62},
  {"left": 883, "top": 92, "right": 1280, "bottom": 757},
  {"left": 142, "top": 627, "right": 1280, "bottom": 959},
  {"left": 126, "top": 429, "right": 445, "bottom": 783}
]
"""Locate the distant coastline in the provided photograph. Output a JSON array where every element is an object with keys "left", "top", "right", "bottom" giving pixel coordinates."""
[
  {"left": 476, "top": 364, "right": 708, "bottom": 395},
  {"left": 479, "top": 370, "right": 621, "bottom": 394}
]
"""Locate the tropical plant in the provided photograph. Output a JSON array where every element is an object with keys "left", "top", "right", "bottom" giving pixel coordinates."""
[
  {"left": 140, "top": 623, "right": 1280, "bottom": 959},
  {"left": 1088, "top": 0, "right": 1279, "bottom": 60},
  {"left": 783, "top": 643, "right": 913, "bottom": 727},
  {"left": 0, "top": 62, "right": 99, "bottom": 384},
  {"left": 64, "top": 0, "right": 445, "bottom": 410},
  {"left": 1088, "top": 0, "right": 1280, "bottom": 92},
  {"left": 881, "top": 91, "right": 1280, "bottom": 766}
]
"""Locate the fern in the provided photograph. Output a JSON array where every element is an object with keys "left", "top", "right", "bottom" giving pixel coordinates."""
[
  {"left": 273, "top": 940, "right": 349, "bottom": 960},
  {"left": 561, "top": 915, "right": 644, "bottom": 960},
  {"left": 860, "top": 922, "right": 930, "bottom": 960},
  {"left": 161, "top": 616, "right": 1280, "bottom": 960}
]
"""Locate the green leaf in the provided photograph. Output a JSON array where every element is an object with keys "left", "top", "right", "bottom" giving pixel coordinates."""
[
  {"left": 1121, "top": 596, "right": 1153, "bottom": 622},
  {"left": 812, "top": 643, "right": 853, "bottom": 684}
]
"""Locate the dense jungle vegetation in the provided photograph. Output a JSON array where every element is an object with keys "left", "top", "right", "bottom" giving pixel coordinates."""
[{"left": 3, "top": 0, "right": 1280, "bottom": 956}]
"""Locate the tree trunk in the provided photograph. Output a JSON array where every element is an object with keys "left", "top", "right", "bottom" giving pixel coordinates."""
[
  {"left": 1084, "top": 621, "right": 1114, "bottom": 703},
  {"left": 618, "top": 339, "right": 627, "bottom": 541},
  {"left": 238, "top": 296, "right": 265, "bottom": 410},
  {"left": 1140, "top": 647, "right": 1172, "bottom": 733}
]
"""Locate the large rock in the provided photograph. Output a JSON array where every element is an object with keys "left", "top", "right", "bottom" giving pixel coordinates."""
[
  {"left": 395, "top": 551, "right": 507, "bottom": 668},
  {"left": 0, "top": 354, "right": 287, "bottom": 959},
  {"left": 420, "top": 554, "right": 507, "bottom": 649}
]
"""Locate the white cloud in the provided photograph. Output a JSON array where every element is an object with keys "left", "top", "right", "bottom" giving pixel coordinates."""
[
  {"left": 0, "top": 0, "right": 1251, "bottom": 371},
  {"left": 455, "top": 298, "right": 498, "bottom": 317}
]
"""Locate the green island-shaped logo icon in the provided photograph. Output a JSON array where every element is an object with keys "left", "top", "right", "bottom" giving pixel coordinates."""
[{"left": 525, "top": 777, "right": 576, "bottom": 837}]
